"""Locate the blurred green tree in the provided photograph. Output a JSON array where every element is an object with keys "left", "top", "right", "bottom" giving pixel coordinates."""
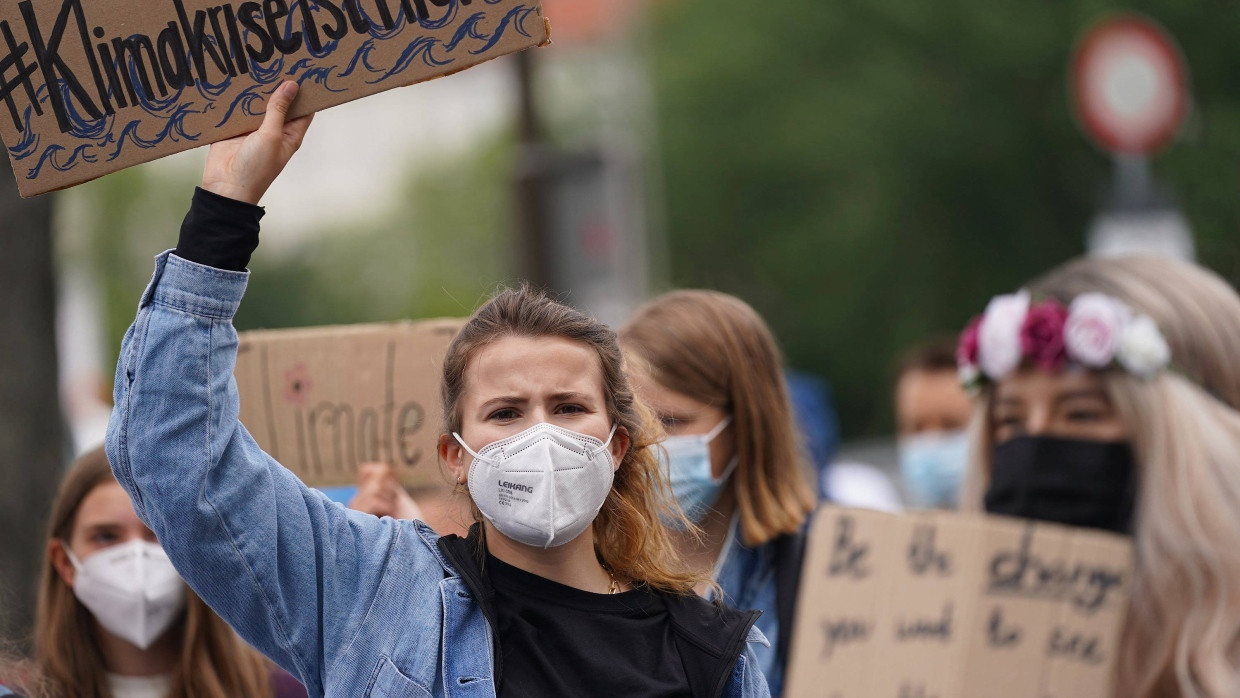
[
  {"left": 649, "top": 0, "right": 1240, "bottom": 437},
  {"left": 236, "top": 132, "right": 518, "bottom": 331}
]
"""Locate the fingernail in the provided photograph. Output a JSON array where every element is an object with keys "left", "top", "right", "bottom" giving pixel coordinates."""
[{"left": 283, "top": 82, "right": 299, "bottom": 98}]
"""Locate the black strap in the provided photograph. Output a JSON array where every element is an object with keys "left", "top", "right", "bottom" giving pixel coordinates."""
[{"left": 773, "top": 519, "right": 810, "bottom": 672}]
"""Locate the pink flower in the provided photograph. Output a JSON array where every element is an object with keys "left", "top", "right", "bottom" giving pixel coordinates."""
[
  {"left": 283, "top": 363, "right": 313, "bottom": 406},
  {"left": 957, "top": 316, "right": 982, "bottom": 367},
  {"left": 1064, "top": 293, "right": 1126, "bottom": 368},
  {"left": 1020, "top": 300, "right": 1069, "bottom": 371},
  {"left": 978, "top": 291, "right": 1030, "bottom": 380}
]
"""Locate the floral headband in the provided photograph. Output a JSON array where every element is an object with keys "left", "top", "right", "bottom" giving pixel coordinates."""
[{"left": 956, "top": 291, "right": 1171, "bottom": 390}]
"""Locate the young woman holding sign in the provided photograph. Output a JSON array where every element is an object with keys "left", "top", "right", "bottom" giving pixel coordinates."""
[
  {"left": 620, "top": 291, "right": 817, "bottom": 697},
  {"left": 956, "top": 255, "right": 1240, "bottom": 698},
  {"left": 11, "top": 447, "right": 306, "bottom": 698},
  {"left": 104, "top": 81, "right": 770, "bottom": 697}
]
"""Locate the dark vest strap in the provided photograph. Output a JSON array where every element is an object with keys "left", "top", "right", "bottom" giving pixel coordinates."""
[{"left": 773, "top": 520, "right": 810, "bottom": 672}]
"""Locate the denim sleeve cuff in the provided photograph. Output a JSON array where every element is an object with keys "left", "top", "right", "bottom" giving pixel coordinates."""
[{"left": 142, "top": 251, "right": 250, "bottom": 320}]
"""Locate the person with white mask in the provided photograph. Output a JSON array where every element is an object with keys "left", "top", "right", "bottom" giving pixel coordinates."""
[
  {"left": 621, "top": 290, "right": 818, "bottom": 697},
  {"left": 894, "top": 337, "right": 974, "bottom": 509},
  {"left": 104, "top": 82, "right": 770, "bottom": 698},
  {"left": 17, "top": 447, "right": 306, "bottom": 698}
]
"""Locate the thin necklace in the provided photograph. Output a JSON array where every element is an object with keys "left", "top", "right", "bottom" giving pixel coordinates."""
[{"left": 607, "top": 567, "right": 620, "bottom": 595}]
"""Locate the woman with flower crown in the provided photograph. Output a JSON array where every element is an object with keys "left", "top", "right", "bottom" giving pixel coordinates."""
[{"left": 955, "top": 255, "right": 1240, "bottom": 698}]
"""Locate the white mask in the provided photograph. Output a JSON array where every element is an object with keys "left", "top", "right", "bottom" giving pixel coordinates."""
[
  {"left": 455, "top": 422, "right": 619, "bottom": 549},
  {"left": 65, "top": 539, "right": 187, "bottom": 649}
]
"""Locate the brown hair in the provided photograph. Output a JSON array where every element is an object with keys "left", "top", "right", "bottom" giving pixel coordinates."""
[
  {"left": 960, "top": 256, "right": 1240, "bottom": 698},
  {"left": 440, "top": 285, "right": 700, "bottom": 593},
  {"left": 620, "top": 290, "right": 816, "bottom": 547},
  {"left": 29, "top": 447, "right": 274, "bottom": 698},
  {"left": 896, "top": 336, "right": 960, "bottom": 378}
]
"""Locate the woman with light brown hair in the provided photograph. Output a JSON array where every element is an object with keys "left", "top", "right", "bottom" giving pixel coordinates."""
[
  {"left": 11, "top": 446, "right": 305, "bottom": 698},
  {"left": 621, "top": 290, "right": 817, "bottom": 696},
  {"left": 103, "top": 82, "right": 771, "bottom": 697},
  {"left": 956, "top": 254, "right": 1240, "bottom": 697}
]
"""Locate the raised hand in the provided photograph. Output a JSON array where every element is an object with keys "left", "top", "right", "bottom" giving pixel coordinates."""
[
  {"left": 201, "top": 81, "right": 315, "bottom": 205},
  {"left": 350, "top": 463, "right": 425, "bottom": 521}
]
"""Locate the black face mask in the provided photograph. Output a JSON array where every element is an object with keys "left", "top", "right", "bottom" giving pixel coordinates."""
[{"left": 984, "top": 435, "right": 1138, "bottom": 535}]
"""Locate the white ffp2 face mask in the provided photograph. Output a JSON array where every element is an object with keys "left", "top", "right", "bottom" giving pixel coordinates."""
[
  {"left": 455, "top": 422, "right": 619, "bottom": 549},
  {"left": 65, "top": 539, "right": 187, "bottom": 649}
]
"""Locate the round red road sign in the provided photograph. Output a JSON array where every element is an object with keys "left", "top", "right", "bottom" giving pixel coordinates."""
[{"left": 1071, "top": 14, "right": 1189, "bottom": 155}]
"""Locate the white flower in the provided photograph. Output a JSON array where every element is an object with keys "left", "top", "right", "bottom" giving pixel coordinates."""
[
  {"left": 1064, "top": 293, "right": 1126, "bottom": 367},
  {"left": 1117, "top": 315, "right": 1171, "bottom": 378},
  {"left": 977, "top": 291, "right": 1030, "bottom": 380},
  {"left": 957, "top": 364, "right": 977, "bottom": 396}
]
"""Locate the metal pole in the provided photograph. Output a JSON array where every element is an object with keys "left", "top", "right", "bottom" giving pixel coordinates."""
[{"left": 514, "top": 51, "right": 555, "bottom": 291}]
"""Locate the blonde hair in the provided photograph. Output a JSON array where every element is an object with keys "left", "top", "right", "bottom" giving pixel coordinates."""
[
  {"left": 961, "top": 256, "right": 1240, "bottom": 698},
  {"left": 620, "top": 290, "right": 816, "bottom": 547},
  {"left": 29, "top": 447, "right": 274, "bottom": 698},
  {"left": 440, "top": 285, "right": 700, "bottom": 593}
]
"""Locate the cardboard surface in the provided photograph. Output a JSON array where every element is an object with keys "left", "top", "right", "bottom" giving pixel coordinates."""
[
  {"left": 0, "top": 0, "right": 549, "bottom": 196},
  {"left": 785, "top": 505, "right": 1133, "bottom": 698},
  {"left": 233, "top": 318, "right": 465, "bottom": 488}
]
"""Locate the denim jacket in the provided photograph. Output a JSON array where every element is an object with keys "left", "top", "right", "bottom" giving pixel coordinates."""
[
  {"left": 106, "top": 252, "right": 771, "bottom": 698},
  {"left": 714, "top": 520, "right": 797, "bottom": 697}
]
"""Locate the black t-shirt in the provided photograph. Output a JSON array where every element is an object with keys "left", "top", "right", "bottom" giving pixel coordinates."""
[{"left": 486, "top": 554, "right": 692, "bottom": 698}]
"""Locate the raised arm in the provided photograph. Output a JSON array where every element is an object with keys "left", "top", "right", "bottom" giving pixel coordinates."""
[{"left": 105, "top": 84, "right": 428, "bottom": 695}]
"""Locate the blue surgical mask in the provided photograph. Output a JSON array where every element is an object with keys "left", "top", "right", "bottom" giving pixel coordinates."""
[
  {"left": 898, "top": 430, "right": 969, "bottom": 509},
  {"left": 660, "top": 417, "right": 736, "bottom": 524}
]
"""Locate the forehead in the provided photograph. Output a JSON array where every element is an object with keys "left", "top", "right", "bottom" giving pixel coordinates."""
[
  {"left": 897, "top": 369, "right": 963, "bottom": 403},
  {"left": 897, "top": 369, "right": 971, "bottom": 414},
  {"left": 74, "top": 482, "right": 141, "bottom": 531},
  {"left": 994, "top": 368, "right": 1108, "bottom": 402},
  {"left": 465, "top": 335, "right": 606, "bottom": 401}
]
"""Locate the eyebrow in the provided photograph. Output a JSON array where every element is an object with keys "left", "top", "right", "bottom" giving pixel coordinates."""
[
  {"left": 78, "top": 522, "right": 122, "bottom": 533},
  {"left": 1054, "top": 389, "right": 1111, "bottom": 406},
  {"left": 478, "top": 396, "right": 525, "bottom": 412},
  {"left": 478, "top": 392, "right": 596, "bottom": 412}
]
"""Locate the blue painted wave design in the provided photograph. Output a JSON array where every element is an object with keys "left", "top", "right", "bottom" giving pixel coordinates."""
[
  {"left": 26, "top": 143, "right": 99, "bottom": 179},
  {"left": 10, "top": 106, "right": 41, "bottom": 161},
  {"left": 12, "top": 2, "right": 538, "bottom": 179},
  {"left": 337, "top": 40, "right": 382, "bottom": 78},
  {"left": 107, "top": 103, "right": 205, "bottom": 161},
  {"left": 214, "top": 83, "right": 281, "bottom": 128},
  {"left": 250, "top": 55, "right": 287, "bottom": 85},
  {"left": 366, "top": 37, "right": 450, "bottom": 83},
  {"left": 470, "top": 5, "right": 538, "bottom": 55},
  {"left": 445, "top": 13, "right": 489, "bottom": 52}
]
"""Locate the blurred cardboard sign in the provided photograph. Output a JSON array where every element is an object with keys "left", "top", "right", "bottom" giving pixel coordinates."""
[
  {"left": 0, "top": 0, "right": 549, "bottom": 197},
  {"left": 233, "top": 319, "right": 464, "bottom": 489},
  {"left": 785, "top": 505, "right": 1133, "bottom": 698}
]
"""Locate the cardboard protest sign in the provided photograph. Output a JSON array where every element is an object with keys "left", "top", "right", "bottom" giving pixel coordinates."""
[
  {"left": 233, "top": 318, "right": 464, "bottom": 489},
  {"left": 785, "top": 505, "right": 1133, "bottom": 698},
  {"left": 0, "top": 0, "right": 549, "bottom": 197}
]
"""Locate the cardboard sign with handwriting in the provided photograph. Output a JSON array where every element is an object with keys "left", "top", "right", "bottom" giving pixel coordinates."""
[
  {"left": 785, "top": 506, "right": 1133, "bottom": 698},
  {"left": 233, "top": 319, "right": 464, "bottom": 489},
  {"left": 0, "top": 0, "right": 549, "bottom": 196}
]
